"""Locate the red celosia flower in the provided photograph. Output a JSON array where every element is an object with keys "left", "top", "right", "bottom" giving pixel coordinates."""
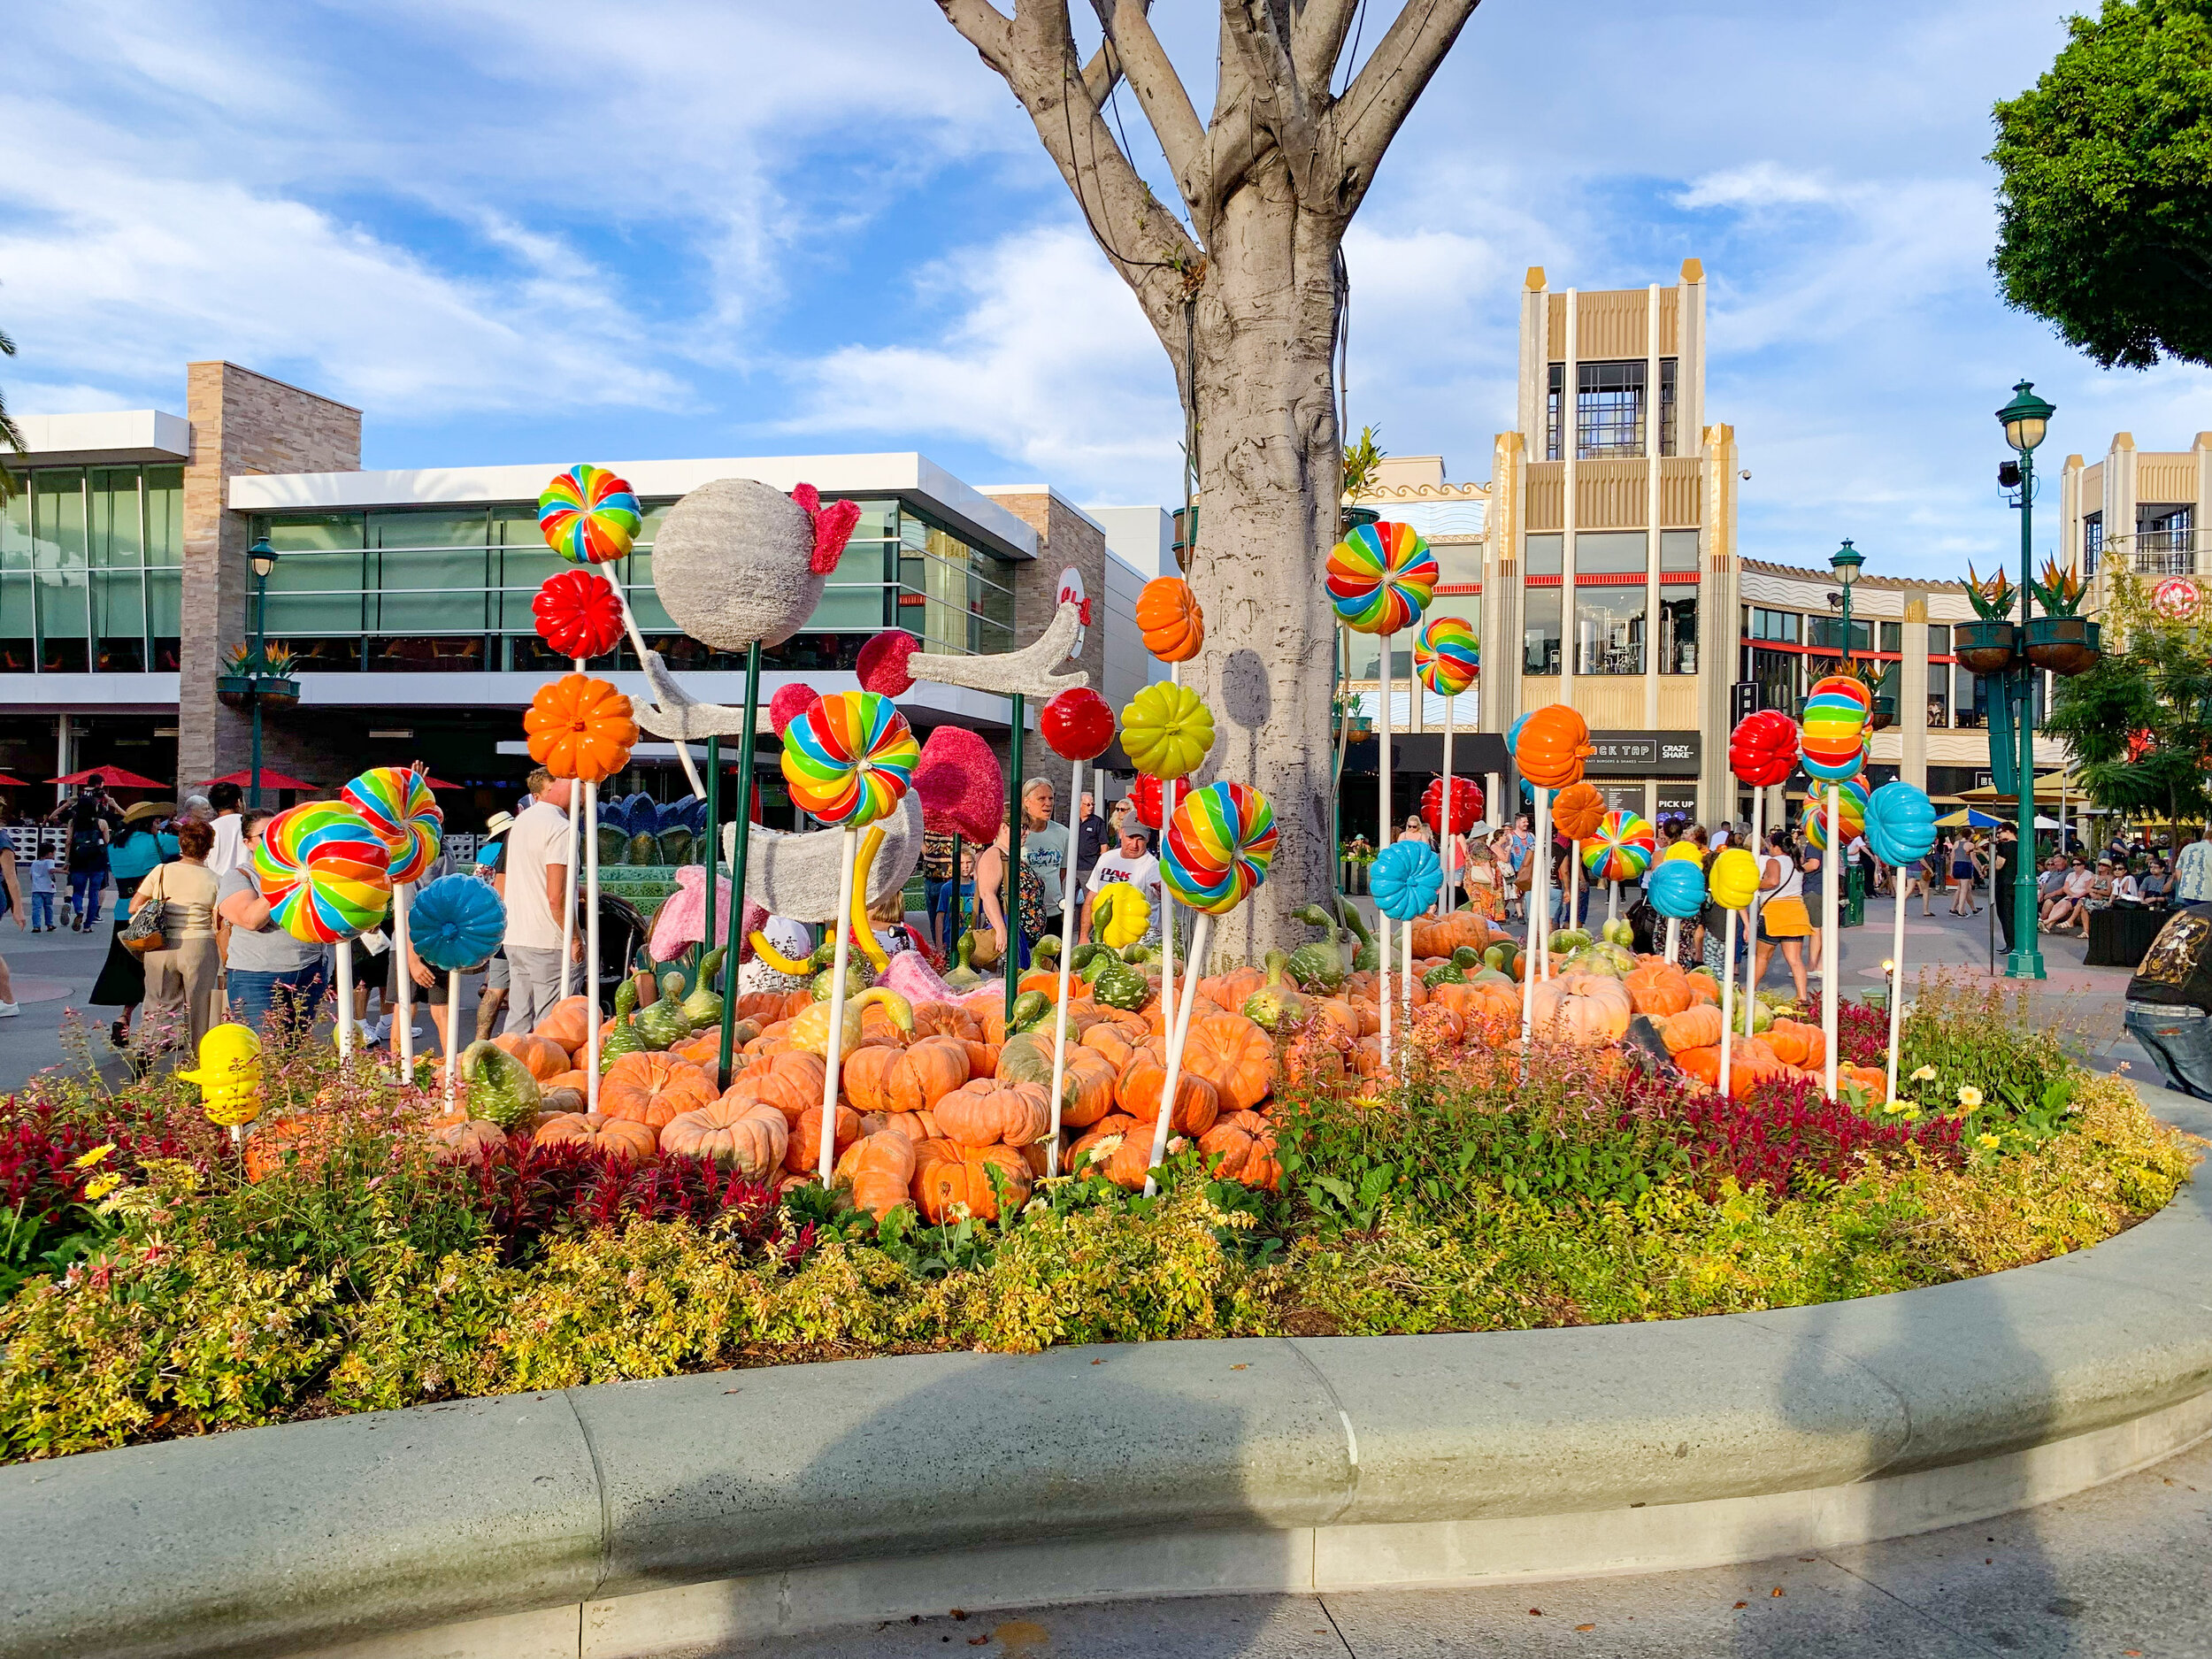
[{"left": 533, "top": 570, "right": 625, "bottom": 661}]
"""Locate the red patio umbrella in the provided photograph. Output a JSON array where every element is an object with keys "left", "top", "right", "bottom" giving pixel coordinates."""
[
  {"left": 420, "top": 774, "right": 463, "bottom": 789},
  {"left": 48, "top": 767, "right": 170, "bottom": 790},
  {"left": 201, "top": 769, "right": 321, "bottom": 793},
  {"left": 0, "top": 773, "right": 32, "bottom": 788}
]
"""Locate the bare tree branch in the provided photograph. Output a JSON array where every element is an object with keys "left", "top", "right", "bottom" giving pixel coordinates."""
[
  {"left": 1078, "top": 0, "right": 1148, "bottom": 104},
  {"left": 1090, "top": 0, "right": 1212, "bottom": 229},
  {"left": 934, "top": 0, "right": 1015, "bottom": 72},
  {"left": 1213, "top": 0, "right": 1332, "bottom": 211},
  {"left": 1333, "top": 0, "right": 1482, "bottom": 199},
  {"left": 1292, "top": 0, "right": 1363, "bottom": 91}
]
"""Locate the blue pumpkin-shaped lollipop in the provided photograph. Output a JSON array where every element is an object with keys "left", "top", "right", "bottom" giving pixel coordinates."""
[
  {"left": 1865, "top": 781, "right": 1938, "bottom": 869},
  {"left": 408, "top": 873, "right": 506, "bottom": 972},
  {"left": 1371, "top": 840, "right": 1443, "bottom": 921},
  {"left": 1647, "top": 857, "right": 1707, "bottom": 921}
]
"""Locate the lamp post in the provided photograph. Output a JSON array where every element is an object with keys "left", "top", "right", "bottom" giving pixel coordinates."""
[
  {"left": 247, "top": 537, "right": 278, "bottom": 809},
  {"left": 1830, "top": 538, "right": 1863, "bottom": 667},
  {"left": 1998, "top": 380, "right": 2055, "bottom": 981}
]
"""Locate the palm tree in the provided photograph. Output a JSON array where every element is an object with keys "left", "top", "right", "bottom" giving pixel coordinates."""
[{"left": 0, "top": 326, "right": 25, "bottom": 500}]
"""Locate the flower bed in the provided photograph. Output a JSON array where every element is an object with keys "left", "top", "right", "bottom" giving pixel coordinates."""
[{"left": 0, "top": 962, "right": 2194, "bottom": 1465}]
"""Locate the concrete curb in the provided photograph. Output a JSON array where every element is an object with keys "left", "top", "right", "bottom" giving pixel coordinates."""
[{"left": 4, "top": 1087, "right": 2208, "bottom": 1659}]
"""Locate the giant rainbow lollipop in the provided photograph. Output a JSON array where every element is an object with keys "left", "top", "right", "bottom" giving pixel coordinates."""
[
  {"left": 343, "top": 767, "right": 442, "bottom": 886},
  {"left": 1147, "top": 782, "right": 1277, "bottom": 1194},
  {"left": 256, "top": 803, "right": 393, "bottom": 945},
  {"left": 1581, "top": 809, "right": 1656, "bottom": 885},
  {"left": 1803, "top": 776, "right": 1870, "bottom": 849},
  {"left": 1413, "top": 615, "right": 1479, "bottom": 696},
  {"left": 1326, "top": 521, "right": 1438, "bottom": 636},
  {"left": 1800, "top": 674, "right": 1873, "bottom": 782},
  {"left": 781, "top": 691, "right": 918, "bottom": 829},
  {"left": 537, "top": 465, "right": 641, "bottom": 565}
]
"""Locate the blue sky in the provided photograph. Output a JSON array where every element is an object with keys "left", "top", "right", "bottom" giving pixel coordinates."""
[{"left": 4, "top": 0, "right": 2207, "bottom": 580}]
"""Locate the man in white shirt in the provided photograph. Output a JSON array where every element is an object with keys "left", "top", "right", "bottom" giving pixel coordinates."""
[
  {"left": 501, "top": 768, "right": 580, "bottom": 1034},
  {"left": 204, "top": 781, "right": 248, "bottom": 880},
  {"left": 1082, "top": 823, "right": 1164, "bottom": 944}
]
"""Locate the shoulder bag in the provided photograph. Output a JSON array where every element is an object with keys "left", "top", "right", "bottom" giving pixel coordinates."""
[{"left": 121, "top": 864, "right": 166, "bottom": 956}]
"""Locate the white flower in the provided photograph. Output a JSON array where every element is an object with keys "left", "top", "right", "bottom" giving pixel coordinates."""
[
  {"left": 1956, "top": 1085, "right": 1984, "bottom": 1109},
  {"left": 1909, "top": 1064, "right": 1938, "bottom": 1082}
]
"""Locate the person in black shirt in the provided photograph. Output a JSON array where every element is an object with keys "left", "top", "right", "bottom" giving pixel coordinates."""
[
  {"left": 1993, "top": 824, "right": 2020, "bottom": 956},
  {"left": 2125, "top": 902, "right": 2212, "bottom": 1098},
  {"left": 1072, "top": 789, "right": 1110, "bottom": 890}
]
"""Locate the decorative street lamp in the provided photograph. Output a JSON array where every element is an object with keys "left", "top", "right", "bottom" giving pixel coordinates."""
[
  {"left": 1997, "top": 380, "right": 2055, "bottom": 981},
  {"left": 248, "top": 537, "right": 278, "bottom": 809}
]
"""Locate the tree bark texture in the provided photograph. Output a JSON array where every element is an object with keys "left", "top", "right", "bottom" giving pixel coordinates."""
[{"left": 932, "top": 0, "right": 1479, "bottom": 960}]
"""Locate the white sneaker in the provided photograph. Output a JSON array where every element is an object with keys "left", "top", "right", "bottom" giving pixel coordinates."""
[{"left": 0, "top": 1002, "right": 18, "bottom": 1018}]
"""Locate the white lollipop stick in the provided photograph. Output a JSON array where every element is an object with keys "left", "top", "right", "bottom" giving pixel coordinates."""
[
  {"left": 1824, "top": 783, "right": 1840, "bottom": 1102},
  {"left": 561, "top": 653, "right": 584, "bottom": 1000},
  {"left": 1378, "top": 634, "right": 1394, "bottom": 1072},
  {"left": 1719, "top": 907, "right": 1738, "bottom": 1102},
  {"left": 444, "top": 969, "right": 461, "bottom": 1109},
  {"left": 1744, "top": 784, "right": 1766, "bottom": 1033},
  {"left": 1886, "top": 860, "right": 1908, "bottom": 1104},
  {"left": 1143, "top": 911, "right": 1214, "bottom": 1195},
  {"left": 334, "top": 940, "right": 354, "bottom": 1062},
  {"left": 1439, "top": 704, "right": 1456, "bottom": 915},
  {"left": 1665, "top": 916, "right": 1681, "bottom": 966},
  {"left": 1521, "top": 786, "right": 1549, "bottom": 1042},
  {"left": 1045, "top": 754, "right": 1084, "bottom": 1178},
  {"left": 394, "top": 879, "right": 415, "bottom": 1077},
  {"left": 818, "top": 826, "right": 859, "bottom": 1186},
  {"left": 584, "top": 778, "right": 602, "bottom": 1114}
]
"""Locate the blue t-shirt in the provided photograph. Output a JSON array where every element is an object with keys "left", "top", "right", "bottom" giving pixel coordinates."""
[{"left": 108, "top": 829, "right": 167, "bottom": 881}]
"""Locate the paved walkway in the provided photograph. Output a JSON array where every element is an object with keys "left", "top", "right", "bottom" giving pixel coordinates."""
[{"left": 726, "top": 1435, "right": 2212, "bottom": 1657}]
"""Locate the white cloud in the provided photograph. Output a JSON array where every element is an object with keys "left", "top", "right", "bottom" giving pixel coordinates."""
[{"left": 1674, "top": 165, "right": 1839, "bottom": 212}]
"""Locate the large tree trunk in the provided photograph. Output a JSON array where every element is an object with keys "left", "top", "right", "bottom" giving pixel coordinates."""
[{"left": 1184, "top": 180, "right": 1344, "bottom": 964}]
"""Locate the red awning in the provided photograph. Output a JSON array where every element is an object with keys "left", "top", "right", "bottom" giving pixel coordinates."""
[
  {"left": 0, "top": 774, "right": 32, "bottom": 788},
  {"left": 420, "top": 774, "right": 463, "bottom": 789},
  {"left": 48, "top": 767, "right": 170, "bottom": 790},
  {"left": 201, "top": 769, "right": 321, "bottom": 792}
]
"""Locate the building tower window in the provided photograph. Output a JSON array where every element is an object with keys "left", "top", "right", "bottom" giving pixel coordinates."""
[
  {"left": 1577, "top": 361, "right": 1646, "bottom": 457},
  {"left": 1545, "top": 364, "right": 1563, "bottom": 462},
  {"left": 2138, "top": 505, "right": 2193, "bottom": 576},
  {"left": 2083, "top": 511, "right": 2101, "bottom": 576},
  {"left": 1659, "top": 357, "right": 1678, "bottom": 457}
]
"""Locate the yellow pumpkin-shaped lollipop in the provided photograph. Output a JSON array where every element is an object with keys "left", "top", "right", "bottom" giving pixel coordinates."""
[
  {"left": 1119, "top": 683, "right": 1215, "bottom": 781},
  {"left": 1709, "top": 848, "right": 1761, "bottom": 910},
  {"left": 177, "top": 1023, "right": 264, "bottom": 1127},
  {"left": 1092, "top": 883, "right": 1153, "bottom": 949},
  {"left": 1662, "top": 840, "right": 1705, "bottom": 864}
]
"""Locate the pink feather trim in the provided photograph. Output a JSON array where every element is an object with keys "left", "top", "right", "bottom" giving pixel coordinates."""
[
  {"left": 770, "top": 682, "right": 822, "bottom": 737},
  {"left": 856, "top": 629, "right": 919, "bottom": 695},
  {"left": 913, "top": 724, "right": 1003, "bottom": 844},
  {"left": 789, "top": 481, "right": 862, "bottom": 575}
]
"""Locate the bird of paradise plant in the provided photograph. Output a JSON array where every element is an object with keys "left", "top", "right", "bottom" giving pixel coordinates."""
[
  {"left": 2031, "top": 557, "right": 2087, "bottom": 618},
  {"left": 1965, "top": 564, "right": 2019, "bottom": 621}
]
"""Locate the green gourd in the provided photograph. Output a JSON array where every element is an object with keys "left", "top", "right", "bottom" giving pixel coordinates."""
[
  {"left": 810, "top": 960, "right": 874, "bottom": 1002},
  {"left": 1422, "top": 961, "right": 1466, "bottom": 988},
  {"left": 634, "top": 998, "right": 689, "bottom": 1049},
  {"left": 598, "top": 1018, "right": 646, "bottom": 1072},
  {"left": 613, "top": 977, "right": 640, "bottom": 1019},
  {"left": 695, "top": 944, "right": 729, "bottom": 993},
  {"left": 1242, "top": 951, "right": 1308, "bottom": 1032},
  {"left": 1092, "top": 960, "right": 1151, "bottom": 1011},
  {"left": 1009, "top": 989, "right": 1054, "bottom": 1033},
  {"left": 942, "top": 932, "right": 982, "bottom": 990},
  {"left": 459, "top": 1040, "right": 542, "bottom": 1129},
  {"left": 1451, "top": 944, "right": 1482, "bottom": 969},
  {"left": 680, "top": 986, "right": 724, "bottom": 1029}
]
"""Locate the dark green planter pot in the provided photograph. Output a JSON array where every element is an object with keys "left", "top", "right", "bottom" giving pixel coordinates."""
[
  {"left": 216, "top": 675, "right": 256, "bottom": 710},
  {"left": 1342, "top": 506, "right": 1381, "bottom": 531},
  {"left": 2025, "top": 617, "right": 2101, "bottom": 677},
  {"left": 1955, "top": 621, "right": 2022, "bottom": 676},
  {"left": 257, "top": 677, "right": 302, "bottom": 710}
]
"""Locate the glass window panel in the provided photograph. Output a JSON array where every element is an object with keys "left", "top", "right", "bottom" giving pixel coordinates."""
[
  {"left": 1659, "top": 592, "right": 1697, "bottom": 673},
  {"left": 1525, "top": 534, "right": 1562, "bottom": 577},
  {"left": 144, "top": 467, "right": 183, "bottom": 565},
  {"left": 148, "top": 568, "right": 180, "bottom": 671},
  {"left": 1574, "top": 587, "right": 1645, "bottom": 674},
  {"left": 1660, "top": 358, "right": 1678, "bottom": 457},
  {"left": 1524, "top": 588, "right": 1562, "bottom": 675},
  {"left": 634, "top": 501, "right": 672, "bottom": 547},
  {"left": 265, "top": 637, "right": 361, "bottom": 672},
  {"left": 1576, "top": 360, "right": 1646, "bottom": 457},
  {"left": 0, "top": 575, "right": 33, "bottom": 671},
  {"left": 1349, "top": 641, "right": 1414, "bottom": 680},
  {"left": 855, "top": 499, "right": 898, "bottom": 540},
  {"left": 1880, "top": 621, "right": 1902, "bottom": 653},
  {"left": 95, "top": 633, "right": 144, "bottom": 672},
  {"left": 34, "top": 471, "right": 89, "bottom": 657},
  {"left": 92, "top": 572, "right": 143, "bottom": 649},
  {"left": 1927, "top": 675, "right": 1949, "bottom": 728},
  {"left": 1955, "top": 665, "right": 1986, "bottom": 728},
  {"left": 1545, "top": 364, "right": 1563, "bottom": 461},
  {"left": 1659, "top": 529, "right": 1700, "bottom": 572},
  {"left": 371, "top": 511, "right": 486, "bottom": 549},
  {"left": 373, "top": 512, "right": 486, "bottom": 632},
  {"left": 623, "top": 550, "right": 673, "bottom": 632},
  {"left": 1, "top": 484, "right": 28, "bottom": 571},
  {"left": 89, "top": 469, "right": 142, "bottom": 568},
  {"left": 1575, "top": 531, "right": 1646, "bottom": 575},
  {"left": 804, "top": 583, "right": 890, "bottom": 631},
  {"left": 1929, "top": 624, "right": 1951, "bottom": 656},
  {"left": 1750, "top": 647, "right": 1798, "bottom": 713},
  {"left": 1432, "top": 541, "right": 1481, "bottom": 588},
  {"left": 265, "top": 512, "right": 365, "bottom": 553},
  {"left": 497, "top": 544, "right": 567, "bottom": 630},
  {"left": 1807, "top": 615, "right": 1873, "bottom": 652},
  {"left": 368, "top": 636, "right": 488, "bottom": 672},
  {"left": 266, "top": 549, "right": 365, "bottom": 634}
]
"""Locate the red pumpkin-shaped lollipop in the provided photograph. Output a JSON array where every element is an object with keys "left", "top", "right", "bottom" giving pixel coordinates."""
[
  {"left": 1041, "top": 687, "right": 1116, "bottom": 761},
  {"left": 1729, "top": 710, "right": 1801, "bottom": 787}
]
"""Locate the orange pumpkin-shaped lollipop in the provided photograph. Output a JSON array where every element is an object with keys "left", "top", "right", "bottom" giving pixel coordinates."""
[
  {"left": 1135, "top": 577, "right": 1203, "bottom": 663},
  {"left": 1551, "top": 779, "right": 1604, "bottom": 841},
  {"left": 524, "top": 672, "right": 638, "bottom": 783},
  {"left": 1514, "top": 704, "right": 1594, "bottom": 789}
]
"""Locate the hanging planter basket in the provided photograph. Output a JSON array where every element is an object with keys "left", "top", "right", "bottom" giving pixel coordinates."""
[
  {"left": 216, "top": 675, "right": 256, "bottom": 710},
  {"left": 1955, "top": 621, "right": 2022, "bottom": 676},
  {"left": 257, "top": 676, "right": 302, "bottom": 710},
  {"left": 2024, "top": 617, "right": 2101, "bottom": 677}
]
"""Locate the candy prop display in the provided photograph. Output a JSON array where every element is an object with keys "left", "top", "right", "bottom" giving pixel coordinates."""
[
  {"left": 1326, "top": 521, "right": 1438, "bottom": 635},
  {"left": 342, "top": 765, "right": 445, "bottom": 1074},
  {"left": 856, "top": 629, "right": 921, "bottom": 695},
  {"left": 1135, "top": 576, "right": 1204, "bottom": 663},
  {"left": 1041, "top": 687, "right": 1116, "bottom": 761},
  {"left": 1581, "top": 809, "right": 1655, "bottom": 892},
  {"left": 525, "top": 674, "right": 638, "bottom": 784},
  {"left": 1866, "top": 780, "right": 1939, "bottom": 1102},
  {"left": 1041, "top": 687, "right": 1118, "bottom": 1176},
  {"left": 1729, "top": 710, "right": 1801, "bottom": 788},
  {"left": 1146, "top": 783, "right": 1278, "bottom": 1194},
  {"left": 1647, "top": 856, "right": 1707, "bottom": 965},
  {"left": 179, "top": 1025, "right": 263, "bottom": 1134},
  {"left": 1515, "top": 704, "right": 1594, "bottom": 790},
  {"left": 1662, "top": 839, "right": 1705, "bottom": 864},
  {"left": 1707, "top": 846, "right": 1761, "bottom": 1100},
  {"left": 1422, "top": 776, "right": 1483, "bottom": 836},
  {"left": 1803, "top": 777, "right": 1870, "bottom": 850},
  {"left": 411, "top": 872, "right": 509, "bottom": 1108},
  {"left": 1413, "top": 615, "right": 1479, "bottom": 697},
  {"left": 780, "top": 691, "right": 918, "bottom": 829},
  {"left": 1801, "top": 673, "right": 1874, "bottom": 782},
  {"left": 538, "top": 465, "right": 641, "bottom": 565},
  {"left": 1090, "top": 883, "right": 1151, "bottom": 949},
  {"left": 257, "top": 802, "right": 392, "bottom": 1063},
  {"left": 1119, "top": 682, "right": 1215, "bottom": 780},
  {"left": 534, "top": 569, "right": 626, "bottom": 660},
  {"left": 769, "top": 683, "right": 822, "bottom": 737},
  {"left": 1129, "top": 772, "right": 1165, "bottom": 831},
  {"left": 1371, "top": 840, "right": 1443, "bottom": 921},
  {"left": 1551, "top": 780, "right": 1604, "bottom": 841},
  {"left": 911, "top": 724, "right": 1003, "bottom": 845}
]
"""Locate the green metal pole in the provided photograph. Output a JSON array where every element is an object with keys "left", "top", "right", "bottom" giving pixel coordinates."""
[
  {"left": 249, "top": 568, "right": 267, "bottom": 809},
  {"left": 716, "top": 641, "right": 763, "bottom": 1090},
  {"left": 702, "top": 734, "right": 720, "bottom": 964},
  {"left": 1005, "top": 693, "right": 1025, "bottom": 1030},
  {"left": 2009, "top": 449, "right": 2047, "bottom": 979}
]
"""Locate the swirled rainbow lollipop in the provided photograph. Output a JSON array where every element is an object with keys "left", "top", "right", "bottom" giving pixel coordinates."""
[
  {"left": 780, "top": 690, "right": 918, "bottom": 828},
  {"left": 1326, "top": 520, "right": 1437, "bottom": 635},
  {"left": 342, "top": 766, "right": 443, "bottom": 884},
  {"left": 254, "top": 803, "right": 393, "bottom": 944},
  {"left": 1162, "top": 781, "right": 1277, "bottom": 916},
  {"left": 1580, "top": 809, "right": 1656, "bottom": 883},
  {"left": 1804, "top": 776, "right": 1870, "bottom": 850},
  {"left": 1801, "top": 673, "right": 1872, "bottom": 782},
  {"left": 537, "top": 465, "right": 641, "bottom": 565},
  {"left": 1413, "top": 614, "right": 1479, "bottom": 696}
]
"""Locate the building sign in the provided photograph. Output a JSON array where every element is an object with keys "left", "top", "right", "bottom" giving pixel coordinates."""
[
  {"left": 1585, "top": 731, "right": 1701, "bottom": 777},
  {"left": 1656, "top": 784, "right": 1700, "bottom": 818},
  {"left": 1056, "top": 566, "right": 1088, "bottom": 657}
]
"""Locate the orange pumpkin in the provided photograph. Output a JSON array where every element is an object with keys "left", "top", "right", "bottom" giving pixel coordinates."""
[
  {"left": 1623, "top": 962, "right": 1694, "bottom": 1018},
  {"left": 736, "top": 989, "right": 810, "bottom": 1025},
  {"left": 961, "top": 1038, "right": 1001, "bottom": 1079},
  {"left": 724, "top": 1049, "right": 828, "bottom": 1123},
  {"left": 1837, "top": 1063, "right": 1887, "bottom": 1103},
  {"left": 532, "top": 1110, "right": 659, "bottom": 1163},
  {"left": 879, "top": 1109, "right": 942, "bottom": 1144},
  {"left": 1658, "top": 1003, "right": 1725, "bottom": 1055},
  {"left": 1516, "top": 705, "right": 1595, "bottom": 790},
  {"left": 1058, "top": 1046, "right": 1118, "bottom": 1129},
  {"left": 1528, "top": 973, "right": 1632, "bottom": 1046},
  {"left": 1179, "top": 1014, "right": 1276, "bottom": 1113},
  {"left": 787, "top": 1102, "right": 863, "bottom": 1174},
  {"left": 523, "top": 672, "right": 638, "bottom": 783},
  {"left": 243, "top": 1113, "right": 337, "bottom": 1183},
  {"left": 541, "top": 1068, "right": 591, "bottom": 1098},
  {"left": 933, "top": 1078, "right": 1052, "bottom": 1148},
  {"left": 1114, "top": 1048, "right": 1221, "bottom": 1136},
  {"left": 599, "top": 1052, "right": 719, "bottom": 1130},
  {"left": 494, "top": 1032, "right": 571, "bottom": 1082},
  {"left": 660, "top": 1095, "right": 788, "bottom": 1178},
  {"left": 534, "top": 995, "right": 595, "bottom": 1056},
  {"left": 1550, "top": 780, "right": 1605, "bottom": 841},
  {"left": 910, "top": 1000, "right": 982, "bottom": 1041},
  {"left": 912, "top": 1138, "right": 1033, "bottom": 1220},
  {"left": 1199, "top": 1110, "right": 1282, "bottom": 1190},
  {"left": 834, "top": 1131, "right": 919, "bottom": 1217},
  {"left": 1081, "top": 1022, "right": 1139, "bottom": 1073},
  {"left": 843, "top": 1035, "right": 971, "bottom": 1116},
  {"left": 1198, "top": 967, "right": 1267, "bottom": 1011},
  {"left": 1134, "top": 575, "right": 1203, "bottom": 663},
  {"left": 432, "top": 1118, "right": 509, "bottom": 1162},
  {"left": 1282, "top": 1033, "right": 1348, "bottom": 1091},
  {"left": 1763, "top": 1018, "right": 1826, "bottom": 1069}
]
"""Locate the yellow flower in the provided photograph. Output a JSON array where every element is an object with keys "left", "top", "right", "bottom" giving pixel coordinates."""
[
  {"left": 1909, "top": 1064, "right": 1937, "bottom": 1082},
  {"left": 1881, "top": 1100, "right": 1908, "bottom": 1115},
  {"left": 1956, "top": 1085, "right": 1984, "bottom": 1109},
  {"left": 71, "top": 1143, "right": 116, "bottom": 1169},
  {"left": 81, "top": 1172, "right": 122, "bottom": 1201},
  {"left": 1977, "top": 1133, "right": 2001, "bottom": 1150}
]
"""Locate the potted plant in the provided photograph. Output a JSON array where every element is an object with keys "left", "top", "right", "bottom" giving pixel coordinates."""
[
  {"left": 2025, "top": 557, "right": 2101, "bottom": 676},
  {"left": 216, "top": 644, "right": 257, "bottom": 710},
  {"left": 257, "top": 645, "right": 302, "bottom": 709},
  {"left": 1955, "top": 566, "right": 2024, "bottom": 674}
]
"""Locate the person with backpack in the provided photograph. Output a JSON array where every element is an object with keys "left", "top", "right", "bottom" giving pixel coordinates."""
[{"left": 60, "top": 783, "right": 115, "bottom": 931}]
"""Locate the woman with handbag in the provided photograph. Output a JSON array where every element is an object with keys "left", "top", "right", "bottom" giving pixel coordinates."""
[
  {"left": 90, "top": 802, "right": 178, "bottom": 1048},
  {"left": 127, "top": 816, "right": 222, "bottom": 1061}
]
